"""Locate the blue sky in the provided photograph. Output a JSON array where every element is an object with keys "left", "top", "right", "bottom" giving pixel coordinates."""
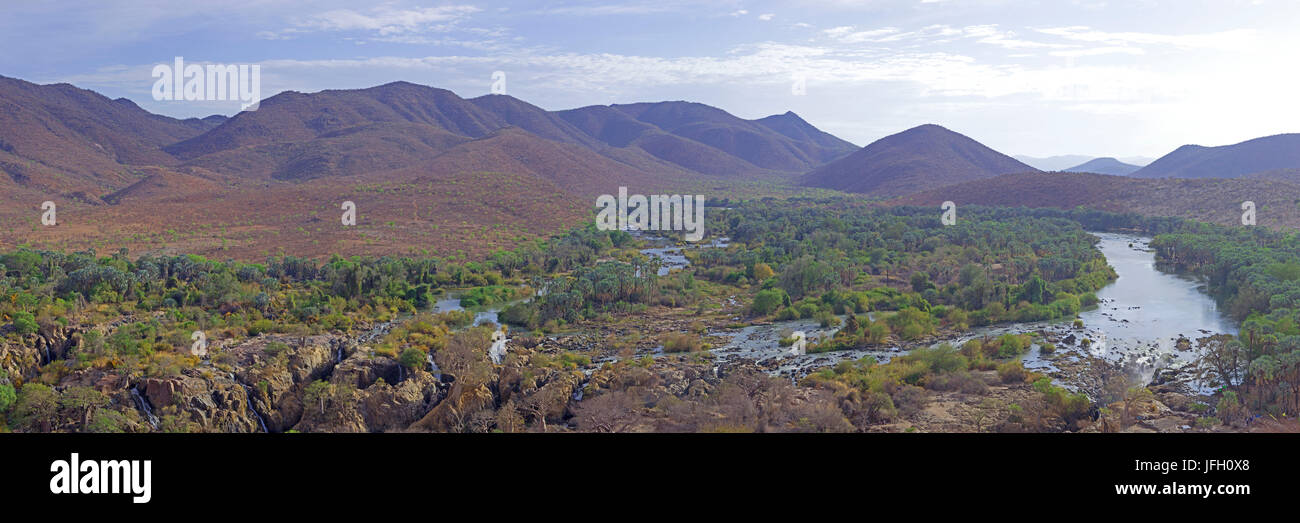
[{"left": 2, "top": 0, "right": 1297, "bottom": 158}]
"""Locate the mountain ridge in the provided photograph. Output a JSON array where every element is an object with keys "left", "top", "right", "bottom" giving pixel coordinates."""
[
  {"left": 1133, "top": 133, "right": 1300, "bottom": 179},
  {"left": 800, "top": 124, "right": 1038, "bottom": 197}
]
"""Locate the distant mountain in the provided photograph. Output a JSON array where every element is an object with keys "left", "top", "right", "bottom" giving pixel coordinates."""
[
  {"left": 1063, "top": 157, "right": 1141, "bottom": 176},
  {"left": 1133, "top": 133, "right": 1300, "bottom": 179},
  {"left": 557, "top": 102, "right": 857, "bottom": 176},
  {"left": 1014, "top": 154, "right": 1094, "bottom": 172},
  {"left": 800, "top": 124, "right": 1038, "bottom": 197},
  {"left": 165, "top": 83, "right": 855, "bottom": 185},
  {"left": 1118, "top": 156, "right": 1154, "bottom": 167},
  {"left": 0, "top": 75, "right": 221, "bottom": 192},
  {"left": 0, "top": 74, "right": 862, "bottom": 231}
]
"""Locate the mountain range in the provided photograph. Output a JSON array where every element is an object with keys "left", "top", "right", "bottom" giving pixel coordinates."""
[
  {"left": 4, "top": 74, "right": 1300, "bottom": 258},
  {"left": 1015, "top": 154, "right": 1154, "bottom": 171}
]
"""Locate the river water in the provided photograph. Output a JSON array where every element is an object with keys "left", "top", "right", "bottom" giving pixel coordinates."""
[
  {"left": 1072, "top": 233, "right": 1237, "bottom": 379},
  {"left": 707, "top": 232, "right": 1238, "bottom": 386}
]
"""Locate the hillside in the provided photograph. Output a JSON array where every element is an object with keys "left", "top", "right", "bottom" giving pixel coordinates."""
[
  {"left": 557, "top": 102, "right": 856, "bottom": 177},
  {"left": 800, "top": 124, "right": 1038, "bottom": 197},
  {"left": 1063, "top": 157, "right": 1141, "bottom": 175},
  {"left": 892, "top": 171, "right": 1300, "bottom": 229},
  {"left": 0, "top": 76, "right": 866, "bottom": 259},
  {"left": 1133, "top": 133, "right": 1300, "bottom": 179},
  {"left": 0, "top": 75, "right": 221, "bottom": 193}
]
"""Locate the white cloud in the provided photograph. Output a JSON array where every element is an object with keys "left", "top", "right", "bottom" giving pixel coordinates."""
[
  {"left": 289, "top": 5, "right": 481, "bottom": 36},
  {"left": 1034, "top": 26, "right": 1260, "bottom": 51}
]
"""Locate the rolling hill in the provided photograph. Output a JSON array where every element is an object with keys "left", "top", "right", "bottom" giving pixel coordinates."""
[
  {"left": 800, "top": 124, "right": 1038, "bottom": 197},
  {"left": 892, "top": 171, "right": 1300, "bottom": 229},
  {"left": 1133, "top": 133, "right": 1300, "bottom": 179},
  {"left": 1063, "top": 157, "right": 1141, "bottom": 175}
]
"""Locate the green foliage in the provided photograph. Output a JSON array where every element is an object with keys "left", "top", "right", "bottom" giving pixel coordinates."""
[
  {"left": 0, "top": 383, "right": 15, "bottom": 413},
  {"left": 399, "top": 347, "right": 426, "bottom": 370},
  {"left": 12, "top": 383, "right": 58, "bottom": 430},
  {"left": 1033, "top": 377, "right": 1091, "bottom": 424},
  {"left": 750, "top": 288, "right": 790, "bottom": 316},
  {"left": 248, "top": 319, "right": 275, "bottom": 336},
  {"left": 12, "top": 311, "right": 38, "bottom": 335}
]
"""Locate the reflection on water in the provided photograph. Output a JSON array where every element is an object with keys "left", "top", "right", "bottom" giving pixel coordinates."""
[
  {"left": 431, "top": 293, "right": 518, "bottom": 326},
  {"left": 1078, "top": 233, "right": 1237, "bottom": 372}
]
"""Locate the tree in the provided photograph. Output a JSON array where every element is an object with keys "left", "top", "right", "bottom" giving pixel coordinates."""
[
  {"left": 1195, "top": 334, "right": 1248, "bottom": 391},
  {"left": 12, "top": 383, "right": 58, "bottom": 431},
  {"left": 910, "top": 271, "right": 933, "bottom": 293},
  {"left": 12, "top": 311, "right": 38, "bottom": 336},
  {"left": 750, "top": 288, "right": 789, "bottom": 316},
  {"left": 0, "top": 383, "right": 15, "bottom": 414},
  {"left": 400, "top": 347, "right": 426, "bottom": 372},
  {"left": 303, "top": 380, "right": 333, "bottom": 415},
  {"left": 1018, "top": 275, "right": 1047, "bottom": 305},
  {"left": 574, "top": 390, "right": 642, "bottom": 433}
]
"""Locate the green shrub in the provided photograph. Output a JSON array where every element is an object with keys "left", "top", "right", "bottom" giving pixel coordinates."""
[
  {"left": 996, "top": 334, "right": 1029, "bottom": 358},
  {"left": 750, "top": 289, "right": 790, "bottom": 316},
  {"left": 12, "top": 311, "right": 38, "bottom": 336},
  {"left": 0, "top": 383, "right": 15, "bottom": 413},
  {"left": 263, "top": 341, "right": 290, "bottom": 356},
  {"left": 248, "top": 319, "right": 275, "bottom": 336},
  {"left": 399, "top": 347, "right": 426, "bottom": 370}
]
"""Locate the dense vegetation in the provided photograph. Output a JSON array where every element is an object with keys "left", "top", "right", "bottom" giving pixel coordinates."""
[
  {"left": 1152, "top": 226, "right": 1300, "bottom": 417},
  {"left": 695, "top": 201, "right": 1118, "bottom": 347},
  {"left": 4, "top": 195, "right": 1298, "bottom": 432}
]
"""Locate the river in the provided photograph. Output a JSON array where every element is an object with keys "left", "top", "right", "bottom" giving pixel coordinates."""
[
  {"left": 1071, "top": 233, "right": 1237, "bottom": 379},
  {"left": 707, "top": 232, "right": 1238, "bottom": 386}
]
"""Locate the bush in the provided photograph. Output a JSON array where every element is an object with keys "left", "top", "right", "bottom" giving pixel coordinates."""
[
  {"left": 662, "top": 332, "right": 704, "bottom": 353},
  {"left": 1033, "top": 377, "right": 1091, "bottom": 424},
  {"left": 499, "top": 302, "right": 538, "bottom": 328},
  {"left": 0, "top": 383, "right": 15, "bottom": 413},
  {"left": 925, "top": 370, "right": 987, "bottom": 394},
  {"left": 997, "top": 361, "right": 1028, "bottom": 383},
  {"left": 996, "top": 334, "right": 1028, "bottom": 358},
  {"left": 248, "top": 319, "right": 275, "bottom": 336},
  {"left": 263, "top": 341, "right": 290, "bottom": 356},
  {"left": 909, "top": 344, "right": 968, "bottom": 374},
  {"left": 1216, "top": 390, "right": 1248, "bottom": 425},
  {"left": 750, "top": 289, "right": 790, "bottom": 316},
  {"left": 12, "top": 311, "right": 38, "bottom": 336},
  {"left": 12, "top": 383, "right": 58, "bottom": 430},
  {"left": 400, "top": 347, "right": 426, "bottom": 370}
]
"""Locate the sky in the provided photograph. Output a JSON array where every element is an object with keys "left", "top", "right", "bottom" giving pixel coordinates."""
[{"left": 1, "top": 0, "right": 1298, "bottom": 158}]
